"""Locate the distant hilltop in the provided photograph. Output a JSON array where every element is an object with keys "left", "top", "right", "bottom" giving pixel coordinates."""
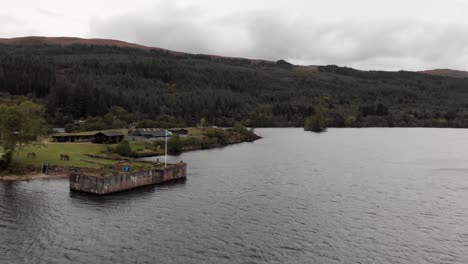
[
  {"left": 419, "top": 69, "right": 468, "bottom": 79},
  {"left": 0, "top": 36, "right": 467, "bottom": 78},
  {"left": 0, "top": 36, "right": 180, "bottom": 54}
]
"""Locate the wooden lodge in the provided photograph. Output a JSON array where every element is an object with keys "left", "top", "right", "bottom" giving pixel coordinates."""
[
  {"left": 51, "top": 131, "right": 124, "bottom": 144},
  {"left": 93, "top": 131, "right": 125, "bottom": 144},
  {"left": 169, "top": 128, "right": 189, "bottom": 135},
  {"left": 51, "top": 133, "right": 93, "bottom": 143},
  {"left": 132, "top": 128, "right": 171, "bottom": 139}
]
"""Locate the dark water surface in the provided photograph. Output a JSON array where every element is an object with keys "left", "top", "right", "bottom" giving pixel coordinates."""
[{"left": 1, "top": 128, "right": 468, "bottom": 263}]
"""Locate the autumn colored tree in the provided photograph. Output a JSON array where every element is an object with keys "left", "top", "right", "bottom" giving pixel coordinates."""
[{"left": 0, "top": 100, "right": 48, "bottom": 156}]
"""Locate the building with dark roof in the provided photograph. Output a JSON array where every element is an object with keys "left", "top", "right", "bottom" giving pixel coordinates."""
[
  {"left": 51, "top": 131, "right": 124, "bottom": 144},
  {"left": 93, "top": 131, "right": 125, "bottom": 144},
  {"left": 169, "top": 128, "right": 189, "bottom": 135},
  {"left": 133, "top": 128, "right": 171, "bottom": 139}
]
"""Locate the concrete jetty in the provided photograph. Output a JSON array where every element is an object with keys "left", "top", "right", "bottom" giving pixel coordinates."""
[{"left": 69, "top": 162, "right": 187, "bottom": 195}]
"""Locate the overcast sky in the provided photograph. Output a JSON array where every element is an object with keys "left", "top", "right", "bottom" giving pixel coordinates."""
[{"left": 2, "top": 0, "right": 468, "bottom": 71}]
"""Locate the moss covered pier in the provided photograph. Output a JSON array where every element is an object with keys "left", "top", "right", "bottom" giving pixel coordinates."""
[{"left": 69, "top": 162, "right": 187, "bottom": 195}]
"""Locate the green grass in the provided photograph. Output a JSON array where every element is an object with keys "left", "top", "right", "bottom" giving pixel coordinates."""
[
  {"left": 187, "top": 127, "right": 204, "bottom": 136},
  {"left": 126, "top": 140, "right": 164, "bottom": 155},
  {"left": 128, "top": 141, "right": 152, "bottom": 152},
  {"left": 1, "top": 127, "right": 234, "bottom": 170},
  {"left": 15, "top": 143, "right": 118, "bottom": 168}
]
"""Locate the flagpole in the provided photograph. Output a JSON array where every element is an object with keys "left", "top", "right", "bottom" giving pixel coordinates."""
[{"left": 164, "top": 129, "right": 167, "bottom": 168}]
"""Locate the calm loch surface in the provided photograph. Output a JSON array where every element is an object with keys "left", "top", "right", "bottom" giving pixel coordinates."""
[{"left": 1, "top": 128, "right": 468, "bottom": 263}]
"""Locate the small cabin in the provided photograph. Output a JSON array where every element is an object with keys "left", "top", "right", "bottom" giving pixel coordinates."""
[
  {"left": 169, "top": 128, "right": 189, "bottom": 135},
  {"left": 51, "top": 131, "right": 124, "bottom": 144},
  {"left": 51, "top": 133, "right": 94, "bottom": 143},
  {"left": 133, "top": 128, "right": 171, "bottom": 139},
  {"left": 93, "top": 131, "right": 125, "bottom": 144}
]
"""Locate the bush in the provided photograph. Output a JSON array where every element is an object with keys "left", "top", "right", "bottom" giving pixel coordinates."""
[
  {"left": 200, "top": 137, "right": 217, "bottom": 149},
  {"left": 0, "top": 156, "right": 6, "bottom": 170},
  {"left": 181, "top": 137, "right": 202, "bottom": 149},
  {"left": 0, "top": 150, "right": 12, "bottom": 170},
  {"left": 64, "top": 123, "right": 77, "bottom": 133},
  {"left": 4, "top": 150, "right": 12, "bottom": 165},
  {"left": 114, "top": 140, "right": 132, "bottom": 156},
  {"left": 168, "top": 134, "right": 182, "bottom": 154},
  {"left": 204, "top": 128, "right": 227, "bottom": 144},
  {"left": 198, "top": 117, "right": 209, "bottom": 127},
  {"left": 232, "top": 123, "right": 256, "bottom": 140},
  {"left": 345, "top": 115, "right": 357, "bottom": 127},
  {"left": 233, "top": 123, "right": 248, "bottom": 134},
  {"left": 304, "top": 110, "right": 327, "bottom": 133}
]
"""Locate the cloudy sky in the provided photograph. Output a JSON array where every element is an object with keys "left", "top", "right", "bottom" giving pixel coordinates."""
[{"left": 2, "top": 0, "right": 468, "bottom": 71}]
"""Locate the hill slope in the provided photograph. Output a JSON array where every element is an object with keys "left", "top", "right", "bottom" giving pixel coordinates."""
[
  {"left": 2, "top": 36, "right": 466, "bottom": 77},
  {"left": 0, "top": 36, "right": 164, "bottom": 51},
  {"left": 1, "top": 37, "right": 468, "bottom": 128},
  {"left": 419, "top": 69, "right": 468, "bottom": 79}
]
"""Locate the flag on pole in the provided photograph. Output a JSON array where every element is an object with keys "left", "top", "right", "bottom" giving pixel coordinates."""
[{"left": 165, "top": 129, "right": 168, "bottom": 167}]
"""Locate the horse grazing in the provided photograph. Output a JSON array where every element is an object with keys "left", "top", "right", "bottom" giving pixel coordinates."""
[
  {"left": 60, "top": 154, "right": 70, "bottom": 161},
  {"left": 27, "top": 152, "right": 36, "bottom": 159}
]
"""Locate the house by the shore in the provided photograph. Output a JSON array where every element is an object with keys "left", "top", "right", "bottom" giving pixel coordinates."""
[
  {"left": 125, "top": 128, "right": 173, "bottom": 141},
  {"left": 133, "top": 128, "right": 170, "bottom": 139},
  {"left": 169, "top": 128, "right": 189, "bottom": 135},
  {"left": 93, "top": 131, "right": 125, "bottom": 144},
  {"left": 51, "top": 130, "right": 124, "bottom": 144},
  {"left": 125, "top": 128, "right": 189, "bottom": 142}
]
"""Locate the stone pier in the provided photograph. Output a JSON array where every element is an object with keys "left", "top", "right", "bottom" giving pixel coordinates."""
[{"left": 70, "top": 163, "right": 187, "bottom": 195}]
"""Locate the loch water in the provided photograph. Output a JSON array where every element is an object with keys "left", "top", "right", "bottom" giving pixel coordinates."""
[{"left": 1, "top": 128, "right": 468, "bottom": 263}]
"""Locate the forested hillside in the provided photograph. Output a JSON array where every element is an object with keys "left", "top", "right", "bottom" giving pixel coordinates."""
[{"left": 1, "top": 41, "right": 468, "bottom": 128}]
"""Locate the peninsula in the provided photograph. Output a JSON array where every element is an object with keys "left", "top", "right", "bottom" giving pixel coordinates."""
[{"left": 0, "top": 99, "right": 260, "bottom": 181}]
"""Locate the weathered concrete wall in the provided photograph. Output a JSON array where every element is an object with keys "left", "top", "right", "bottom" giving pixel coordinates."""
[{"left": 70, "top": 163, "right": 187, "bottom": 195}]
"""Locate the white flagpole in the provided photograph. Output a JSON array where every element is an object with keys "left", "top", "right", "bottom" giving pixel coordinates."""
[{"left": 164, "top": 129, "right": 167, "bottom": 168}]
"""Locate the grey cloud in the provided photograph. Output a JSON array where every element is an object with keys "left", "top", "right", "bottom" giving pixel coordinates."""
[
  {"left": 0, "top": 14, "right": 27, "bottom": 37},
  {"left": 89, "top": 2, "right": 212, "bottom": 54},
  {"left": 88, "top": 5, "right": 468, "bottom": 71},
  {"left": 37, "top": 8, "right": 59, "bottom": 17},
  {"left": 0, "top": 14, "right": 24, "bottom": 25},
  {"left": 246, "top": 16, "right": 468, "bottom": 70}
]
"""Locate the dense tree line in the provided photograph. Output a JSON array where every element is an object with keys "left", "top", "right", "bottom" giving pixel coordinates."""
[{"left": 1, "top": 43, "right": 468, "bottom": 128}]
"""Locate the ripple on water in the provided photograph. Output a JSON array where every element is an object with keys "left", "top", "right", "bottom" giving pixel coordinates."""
[{"left": 1, "top": 128, "right": 468, "bottom": 264}]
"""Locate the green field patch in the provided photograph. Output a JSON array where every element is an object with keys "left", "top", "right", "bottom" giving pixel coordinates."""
[{"left": 15, "top": 143, "right": 118, "bottom": 168}]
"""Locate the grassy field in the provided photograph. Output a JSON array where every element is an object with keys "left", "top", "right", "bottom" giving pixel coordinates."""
[
  {"left": 14, "top": 143, "right": 118, "bottom": 168},
  {"left": 186, "top": 127, "right": 205, "bottom": 136},
  {"left": 1, "top": 140, "right": 158, "bottom": 169},
  {"left": 8, "top": 128, "right": 130, "bottom": 168},
  {"left": 128, "top": 141, "right": 152, "bottom": 152},
  {"left": 1, "top": 127, "right": 244, "bottom": 170}
]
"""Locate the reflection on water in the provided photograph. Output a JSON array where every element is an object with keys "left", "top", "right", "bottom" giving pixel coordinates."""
[
  {"left": 68, "top": 180, "right": 187, "bottom": 204},
  {"left": 1, "top": 128, "right": 468, "bottom": 264}
]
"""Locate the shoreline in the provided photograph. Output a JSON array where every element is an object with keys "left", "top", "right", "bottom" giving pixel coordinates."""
[
  {"left": 0, "top": 165, "right": 99, "bottom": 183},
  {"left": 1, "top": 132, "right": 262, "bottom": 182},
  {"left": 0, "top": 173, "right": 68, "bottom": 182},
  {"left": 131, "top": 136, "right": 262, "bottom": 158}
]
